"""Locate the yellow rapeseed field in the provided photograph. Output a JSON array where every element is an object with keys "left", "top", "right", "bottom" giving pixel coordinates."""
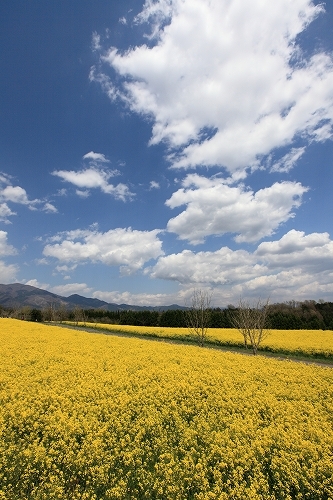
[
  {"left": 0, "top": 318, "right": 333, "bottom": 499},
  {"left": 69, "top": 322, "right": 333, "bottom": 359}
]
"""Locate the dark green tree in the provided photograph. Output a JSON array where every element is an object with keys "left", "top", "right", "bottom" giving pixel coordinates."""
[{"left": 30, "top": 309, "right": 43, "bottom": 322}]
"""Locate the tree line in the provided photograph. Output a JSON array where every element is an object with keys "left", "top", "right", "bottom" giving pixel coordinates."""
[{"left": 2, "top": 299, "right": 333, "bottom": 330}]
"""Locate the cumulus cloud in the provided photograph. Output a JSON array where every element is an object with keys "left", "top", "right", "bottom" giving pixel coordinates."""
[
  {"left": 0, "top": 183, "right": 38, "bottom": 210},
  {"left": 166, "top": 174, "right": 308, "bottom": 244},
  {"left": 0, "top": 228, "right": 18, "bottom": 281},
  {"left": 150, "top": 247, "right": 262, "bottom": 285},
  {"left": 93, "top": 289, "right": 174, "bottom": 307},
  {"left": 0, "top": 172, "right": 56, "bottom": 219},
  {"left": 256, "top": 230, "right": 333, "bottom": 272},
  {"left": 52, "top": 152, "right": 133, "bottom": 201},
  {"left": 93, "top": 0, "right": 333, "bottom": 176},
  {"left": 43, "top": 227, "right": 164, "bottom": 274},
  {"left": 52, "top": 167, "right": 133, "bottom": 201},
  {"left": 42, "top": 202, "right": 58, "bottom": 213},
  {"left": 149, "top": 229, "right": 333, "bottom": 303},
  {"left": 50, "top": 282, "right": 93, "bottom": 297},
  {"left": 0, "top": 231, "right": 17, "bottom": 256},
  {"left": 1, "top": 185, "right": 31, "bottom": 204},
  {"left": 0, "top": 260, "right": 18, "bottom": 283},
  {"left": 0, "top": 203, "right": 16, "bottom": 222}
]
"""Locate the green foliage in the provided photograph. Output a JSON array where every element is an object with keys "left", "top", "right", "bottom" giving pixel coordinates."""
[
  {"left": 29, "top": 309, "right": 43, "bottom": 322},
  {"left": 119, "top": 310, "right": 159, "bottom": 327},
  {"left": 2, "top": 300, "right": 333, "bottom": 330},
  {"left": 159, "top": 309, "right": 187, "bottom": 327}
]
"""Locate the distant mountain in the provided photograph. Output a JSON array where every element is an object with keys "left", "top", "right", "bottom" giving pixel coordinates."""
[
  {"left": 65, "top": 294, "right": 114, "bottom": 310},
  {"left": 0, "top": 283, "right": 67, "bottom": 309},
  {"left": 0, "top": 283, "right": 186, "bottom": 311}
]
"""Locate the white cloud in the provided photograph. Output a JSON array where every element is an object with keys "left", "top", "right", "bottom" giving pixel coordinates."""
[
  {"left": 149, "top": 180, "right": 160, "bottom": 189},
  {"left": 270, "top": 147, "right": 306, "bottom": 173},
  {"left": 150, "top": 247, "right": 262, "bottom": 285},
  {"left": 52, "top": 167, "right": 133, "bottom": 201},
  {"left": 25, "top": 279, "right": 51, "bottom": 290},
  {"left": 93, "top": 289, "right": 173, "bottom": 307},
  {"left": 55, "top": 264, "right": 78, "bottom": 273},
  {"left": 166, "top": 174, "right": 308, "bottom": 244},
  {"left": 0, "top": 203, "right": 16, "bottom": 222},
  {"left": 53, "top": 168, "right": 114, "bottom": 189},
  {"left": 0, "top": 231, "right": 17, "bottom": 256},
  {"left": 50, "top": 282, "right": 93, "bottom": 297},
  {"left": 0, "top": 227, "right": 18, "bottom": 282},
  {"left": 256, "top": 230, "right": 333, "bottom": 272},
  {"left": 89, "top": 66, "right": 118, "bottom": 101},
  {"left": 43, "top": 202, "right": 58, "bottom": 213},
  {"left": 149, "top": 229, "right": 333, "bottom": 303},
  {"left": 82, "top": 151, "right": 110, "bottom": 163},
  {"left": 0, "top": 260, "right": 18, "bottom": 283},
  {"left": 0, "top": 173, "right": 12, "bottom": 184},
  {"left": 1, "top": 185, "right": 35, "bottom": 205},
  {"left": 95, "top": 0, "right": 333, "bottom": 176},
  {"left": 56, "top": 188, "right": 67, "bottom": 197},
  {"left": 76, "top": 189, "right": 90, "bottom": 198},
  {"left": 43, "top": 227, "right": 164, "bottom": 274},
  {"left": 0, "top": 173, "right": 56, "bottom": 219},
  {"left": 91, "top": 32, "right": 101, "bottom": 51}
]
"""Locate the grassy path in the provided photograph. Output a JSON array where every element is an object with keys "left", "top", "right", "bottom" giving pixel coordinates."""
[{"left": 52, "top": 323, "right": 333, "bottom": 368}]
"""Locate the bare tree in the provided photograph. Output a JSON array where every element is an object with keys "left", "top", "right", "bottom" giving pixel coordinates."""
[
  {"left": 57, "top": 303, "right": 68, "bottom": 323},
  {"left": 42, "top": 302, "right": 58, "bottom": 322},
  {"left": 185, "top": 289, "right": 212, "bottom": 347},
  {"left": 231, "top": 298, "right": 270, "bottom": 355},
  {"left": 73, "top": 306, "right": 86, "bottom": 326}
]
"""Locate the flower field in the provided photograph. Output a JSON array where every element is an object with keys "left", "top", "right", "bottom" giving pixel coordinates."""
[
  {"left": 68, "top": 322, "right": 333, "bottom": 359},
  {"left": 0, "top": 319, "right": 333, "bottom": 499}
]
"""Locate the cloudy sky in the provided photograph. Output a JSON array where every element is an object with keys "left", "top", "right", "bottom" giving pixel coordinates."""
[{"left": 1, "top": 0, "right": 333, "bottom": 307}]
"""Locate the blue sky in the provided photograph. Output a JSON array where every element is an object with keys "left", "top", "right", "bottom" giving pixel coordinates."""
[{"left": 0, "top": 0, "right": 333, "bottom": 307}]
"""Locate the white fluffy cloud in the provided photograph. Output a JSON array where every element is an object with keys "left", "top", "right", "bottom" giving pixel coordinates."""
[
  {"left": 0, "top": 183, "right": 38, "bottom": 210},
  {"left": 0, "top": 172, "right": 57, "bottom": 219},
  {"left": 150, "top": 247, "right": 262, "bottom": 285},
  {"left": 43, "top": 227, "right": 164, "bottom": 274},
  {"left": 82, "top": 151, "right": 109, "bottom": 163},
  {"left": 93, "top": 289, "right": 174, "bottom": 307},
  {"left": 166, "top": 174, "right": 308, "bottom": 243},
  {"left": 0, "top": 261, "right": 18, "bottom": 283},
  {"left": 150, "top": 229, "right": 333, "bottom": 303},
  {"left": 0, "top": 231, "right": 17, "bottom": 256},
  {"left": 94, "top": 0, "right": 333, "bottom": 176},
  {"left": 50, "top": 282, "right": 93, "bottom": 297},
  {"left": 0, "top": 203, "right": 16, "bottom": 222},
  {"left": 0, "top": 230, "right": 18, "bottom": 282},
  {"left": 52, "top": 152, "right": 133, "bottom": 201},
  {"left": 1, "top": 185, "right": 31, "bottom": 205},
  {"left": 42, "top": 202, "right": 58, "bottom": 213},
  {"left": 256, "top": 230, "right": 333, "bottom": 272}
]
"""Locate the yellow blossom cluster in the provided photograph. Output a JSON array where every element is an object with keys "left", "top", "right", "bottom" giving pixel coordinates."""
[
  {"left": 0, "top": 318, "right": 333, "bottom": 499},
  {"left": 70, "top": 322, "right": 333, "bottom": 359}
]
